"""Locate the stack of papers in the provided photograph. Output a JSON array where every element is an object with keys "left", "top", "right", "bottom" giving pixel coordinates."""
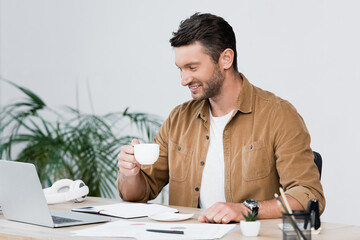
[{"left": 72, "top": 219, "right": 237, "bottom": 239}]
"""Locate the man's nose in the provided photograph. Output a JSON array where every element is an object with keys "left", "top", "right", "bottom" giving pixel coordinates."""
[{"left": 181, "top": 71, "right": 192, "bottom": 86}]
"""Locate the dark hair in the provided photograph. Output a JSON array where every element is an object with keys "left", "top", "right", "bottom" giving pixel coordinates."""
[{"left": 170, "top": 13, "right": 238, "bottom": 71}]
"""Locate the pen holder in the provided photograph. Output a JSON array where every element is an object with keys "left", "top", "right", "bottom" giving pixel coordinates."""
[{"left": 282, "top": 210, "right": 311, "bottom": 240}]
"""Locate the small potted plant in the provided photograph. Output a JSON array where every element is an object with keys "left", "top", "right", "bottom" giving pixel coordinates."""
[{"left": 240, "top": 207, "right": 261, "bottom": 236}]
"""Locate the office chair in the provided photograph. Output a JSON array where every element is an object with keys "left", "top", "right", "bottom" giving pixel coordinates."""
[{"left": 313, "top": 151, "right": 322, "bottom": 180}]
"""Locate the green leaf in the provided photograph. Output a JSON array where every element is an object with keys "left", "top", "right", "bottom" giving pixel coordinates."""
[
  {"left": 242, "top": 207, "right": 259, "bottom": 221},
  {"left": 1, "top": 78, "right": 46, "bottom": 109}
]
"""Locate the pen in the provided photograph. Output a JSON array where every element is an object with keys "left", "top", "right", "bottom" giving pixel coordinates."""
[
  {"left": 78, "top": 206, "right": 94, "bottom": 209},
  {"left": 146, "top": 229, "right": 184, "bottom": 234}
]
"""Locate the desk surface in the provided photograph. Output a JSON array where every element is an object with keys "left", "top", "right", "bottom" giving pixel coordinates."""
[{"left": 1, "top": 197, "right": 360, "bottom": 240}]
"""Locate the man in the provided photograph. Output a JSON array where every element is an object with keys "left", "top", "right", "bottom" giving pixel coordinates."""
[{"left": 117, "top": 13, "right": 325, "bottom": 224}]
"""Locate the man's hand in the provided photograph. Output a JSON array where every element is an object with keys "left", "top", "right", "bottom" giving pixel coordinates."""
[
  {"left": 117, "top": 139, "right": 147, "bottom": 201},
  {"left": 117, "top": 139, "right": 141, "bottom": 176},
  {"left": 198, "top": 202, "right": 249, "bottom": 224},
  {"left": 197, "top": 195, "right": 304, "bottom": 224}
]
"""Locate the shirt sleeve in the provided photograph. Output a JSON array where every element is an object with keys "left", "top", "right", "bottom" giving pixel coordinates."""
[
  {"left": 135, "top": 108, "right": 175, "bottom": 202},
  {"left": 116, "top": 108, "right": 174, "bottom": 203},
  {"left": 270, "top": 100, "right": 326, "bottom": 214}
]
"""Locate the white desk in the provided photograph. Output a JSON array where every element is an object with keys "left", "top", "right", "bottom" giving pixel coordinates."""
[{"left": 1, "top": 197, "right": 360, "bottom": 239}]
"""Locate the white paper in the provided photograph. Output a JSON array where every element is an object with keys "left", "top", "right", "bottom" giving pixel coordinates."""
[
  {"left": 72, "top": 202, "right": 178, "bottom": 219},
  {"left": 149, "top": 212, "right": 194, "bottom": 222},
  {"left": 72, "top": 219, "right": 237, "bottom": 239}
]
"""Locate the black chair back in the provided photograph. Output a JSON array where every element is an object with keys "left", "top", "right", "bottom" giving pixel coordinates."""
[{"left": 313, "top": 151, "right": 322, "bottom": 180}]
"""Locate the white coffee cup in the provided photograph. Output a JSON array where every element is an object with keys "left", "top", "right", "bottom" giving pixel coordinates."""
[{"left": 134, "top": 143, "right": 160, "bottom": 165}]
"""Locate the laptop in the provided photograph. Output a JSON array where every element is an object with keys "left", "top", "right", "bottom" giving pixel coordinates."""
[{"left": 0, "top": 160, "right": 111, "bottom": 228}]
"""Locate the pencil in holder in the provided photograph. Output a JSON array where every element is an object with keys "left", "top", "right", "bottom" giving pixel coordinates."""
[{"left": 282, "top": 210, "right": 311, "bottom": 240}]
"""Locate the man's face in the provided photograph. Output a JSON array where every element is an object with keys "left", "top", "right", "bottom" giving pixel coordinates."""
[{"left": 175, "top": 42, "right": 224, "bottom": 101}]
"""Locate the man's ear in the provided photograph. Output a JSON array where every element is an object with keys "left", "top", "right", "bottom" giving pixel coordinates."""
[{"left": 219, "top": 48, "right": 234, "bottom": 70}]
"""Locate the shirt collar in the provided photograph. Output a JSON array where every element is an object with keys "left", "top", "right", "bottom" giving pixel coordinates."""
[
  {"left": 197, "top": 99, "right": 210, "bottom": 122},
  {"left": 235, "top": 73, "right": 253, "bottom": 114}
]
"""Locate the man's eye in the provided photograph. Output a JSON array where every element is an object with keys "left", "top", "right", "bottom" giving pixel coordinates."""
[{"left": 189, "top": 66, "right": 197, "bottom": 71}]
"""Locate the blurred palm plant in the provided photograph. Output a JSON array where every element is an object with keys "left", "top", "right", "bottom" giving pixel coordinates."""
[{"left": 0, "top": 79, "right": 162, "bottom": 198}]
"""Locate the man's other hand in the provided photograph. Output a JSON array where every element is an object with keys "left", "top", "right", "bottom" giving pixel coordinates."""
[{"left": 198, "top": 202, "right": 248, "bottom": 224}]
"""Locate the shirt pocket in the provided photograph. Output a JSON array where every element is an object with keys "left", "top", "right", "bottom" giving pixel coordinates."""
[
  {"left": 168, "top": 140, "right": 193, "bottom": 182},
  {"left": 242, "top": 140, "right": 271, "bottom": 181}
]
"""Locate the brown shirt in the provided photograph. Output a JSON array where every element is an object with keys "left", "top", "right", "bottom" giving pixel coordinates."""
[{"left": 120, "top": 73, "right": 325, "bottom": 214}]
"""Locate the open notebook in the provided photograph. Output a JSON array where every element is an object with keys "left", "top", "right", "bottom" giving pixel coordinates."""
[{"left": 72, "top": 202, "right": 179, "bottom": 219}]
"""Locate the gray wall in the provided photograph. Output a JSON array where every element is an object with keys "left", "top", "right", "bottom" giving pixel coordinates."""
[{"left": 1, "top": 0, "right": 360, "bottom": 226}]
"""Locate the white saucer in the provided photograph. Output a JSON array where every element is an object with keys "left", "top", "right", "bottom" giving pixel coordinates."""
[{"left": 149, "top": 212, "right": 194, "bottom": 222}]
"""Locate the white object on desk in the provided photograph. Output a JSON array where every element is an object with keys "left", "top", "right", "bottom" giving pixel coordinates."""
[
  {"left": 72, "top": 219, "right": 237, "bottom": 240},
  {"left": 240, "top": 220, "right": 261, "bottom": 236},
  {"left": 43, "top": 179, "right": 89, "bottom": 204},
  {"left": 149, "top": 212, "right": 194, "bottom": 222}
]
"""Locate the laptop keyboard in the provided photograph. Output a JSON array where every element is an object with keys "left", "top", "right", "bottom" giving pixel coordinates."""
[{"left": 52, "top": 215, "right": 81, "bottom": 224}]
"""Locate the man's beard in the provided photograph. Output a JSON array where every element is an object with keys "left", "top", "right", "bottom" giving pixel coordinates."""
[{"left": 192, "top": 65, "right": 224, "bottom": 101}]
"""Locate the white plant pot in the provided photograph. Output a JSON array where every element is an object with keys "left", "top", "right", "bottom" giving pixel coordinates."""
[{"left": 240, "top": 220, "right": 261, "bottom": 237}]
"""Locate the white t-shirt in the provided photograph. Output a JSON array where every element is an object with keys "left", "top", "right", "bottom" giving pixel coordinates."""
[{"left": 199, "top": 109, "right": 234, "bottom": 209}]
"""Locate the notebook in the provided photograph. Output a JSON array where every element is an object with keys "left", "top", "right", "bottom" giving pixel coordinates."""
[
  {"left": 0, "top": 160, "right": 111, "bottom": 228},
  {"left": 72, "top": 202, "right": 179, "bottom": 219}
]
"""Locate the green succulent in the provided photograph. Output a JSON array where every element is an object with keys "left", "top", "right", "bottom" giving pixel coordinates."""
[{"left": 242, "top": 207, "right": 259, "bottom": 221}]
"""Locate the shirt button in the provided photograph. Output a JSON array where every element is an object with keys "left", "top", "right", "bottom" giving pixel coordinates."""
[
  {"left": 206, "top": 135, "right": 209, "bottom": 140},
  {"left": 195, "top": 187, "right": 199, "bottom": 191},
  {"left": 249, "top": 145, "right": 253, "bottom": 150},
  {"left": 177, "top": 146, "right": 181, "bottom": 151},
  {"left": 200, "top": 161, "right": 204, "bottom": 166}
]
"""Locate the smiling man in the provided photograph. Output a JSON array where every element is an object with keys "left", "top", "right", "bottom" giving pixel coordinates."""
[{"left": 117, "top": 13, "right": 325, "bottom": 224}]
